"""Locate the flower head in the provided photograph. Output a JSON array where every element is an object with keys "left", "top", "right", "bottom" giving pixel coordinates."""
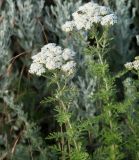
[
  {"left": 99, "top": 6, "right": 112, "bottom": 16},
  {"left": 29, "top": 63, "right": 45, "bottom": 76},
  {"left": 62, "top": 21, "right": 75, "bottom": 32},
  {"left": 133, "top": 60, "right": 139, "bottom": 70},
  {"left": 29, "top": 43, "right": 76, "bottom": 76},
  {"left": 125, "top": 57, "right": 139, "bottom": 71},
  {"left": 62, "top": 48, "right": 76, "bottom": 61},
  {"left": 124, "top": 62, "right": 133, "bottom": 70},
  {"left": 101, "top": 14, "right": 118, "bottom": 26},
  {"left": 62, "top": 1, "right": 117, "bottom": 32},
  {"left": 61, "top": 61, "right": 76, "bottom": 74}
]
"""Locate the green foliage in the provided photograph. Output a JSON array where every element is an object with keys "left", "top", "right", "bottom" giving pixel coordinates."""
[
  {"left": 1, "top": 0, "right": 139, "bottom": 160},
  {"left": 84, "top": 24, "right": 139, "bottom": 160}
]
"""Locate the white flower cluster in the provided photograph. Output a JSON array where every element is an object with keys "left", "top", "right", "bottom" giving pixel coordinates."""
[
  {"left": 125, "top": 56, "right": 139, "bottom": 70},
  {"left": 62, "top": 1, "right": 117, "bottom": 32},
  {"left": 29, "top": 43, "right": 76, "bottom": 76}
]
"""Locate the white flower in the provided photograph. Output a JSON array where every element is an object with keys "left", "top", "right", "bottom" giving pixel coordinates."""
[
  {"left": 91, "top": 16, "right": 102, "bottom": 23},
  {"left": 41, "top": 44, "right": 63, "bottom": 56},
  {"left": 41, "top": 43, "right": 56, "bottom": 52},
  {"left": 61, "top": 61, "right": 76, "bottom": 74},
  {"left": 99, "top": 6, "right": 112, "bottom": 16},
  {"left": 101, "top": 14, "right": 118, "bottom": 26},
  {"left": 29, "top": 43, "right": 76, "bottom": 76},
  {"left": 135, "top": 56, "right": 139, "bottom": 60},
  {"left": 45, "top": 60, "right": 62, "bottom": 70},
  {"left": 62, "top": 2, "right": 117, "bottom": 31},
  {"left": 29, "top": 63, "right": 45, "bottom": 76},
  {"left": 133, "top": 60, "right": 139, "bottom": 70},
  {"left": 32, "top": 52, "right": 47, "bottom": 64},
  {"left": 62, "top": 21, "right": 75, "bottom": 32},
  {"left": 125, "top": 58, "right": 139, "bottom": 71},
  {"left": 62, "top": 48, "right": 76, "bottom": 61},
  {"left": 124, "top": 62, "right": 133, "bottom": 70}
]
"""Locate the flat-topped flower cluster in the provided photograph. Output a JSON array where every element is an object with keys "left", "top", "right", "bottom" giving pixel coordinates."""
[
  {"left": 29, "top": 43, "right": 76, "bottom": 76},
  {"left": 125, "top": 56, "right": 139, "bottom": 70},
  {"left": 62, "top": 1, "right": 117, "bottom": 32}
]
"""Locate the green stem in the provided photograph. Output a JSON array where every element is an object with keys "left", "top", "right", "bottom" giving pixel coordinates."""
[
  {"left": 96, "top": 37, "right": 116, "bottom": 160},
  {"left": 55, "top": 73, "right": 78, "bottom": 151}
]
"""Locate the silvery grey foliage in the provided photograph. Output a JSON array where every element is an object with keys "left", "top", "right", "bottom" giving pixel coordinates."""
[
  {"left": 45, "top": 0, "right": 87, "bottom": 54},
  {"left": 0, "top": 0, "right": 14, "bottom": 75},
  {"left": 0, "top": 19, "right": 11, "bottom": 75},
  {"left": 45, "top": 0, "right": 82, "bottom": 44},
  {"left": 136, "top": 35, "right": 139, "bottom": 46},
  {"left": 123, "top": 78, "right": 136, "bottom": 99},
  {"left": 0, "top": 91, "right": 45, "bottom": 159},
  {"left": 14, "top": 0, "right": 44, "bottom": 50},
  {"left": 0, "top": 1, "right": 15, "bottom": 109},
  {"left": 115, "top": 0, "right": 137, "bottom": 62},
  {"left": 0, "top": 2, "right": 45, "bottom": 154},
  {"left": 73, "top": 74, "right": 97, "bottom": 119}
]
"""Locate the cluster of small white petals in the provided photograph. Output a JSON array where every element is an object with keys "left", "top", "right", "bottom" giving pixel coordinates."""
[
  {"left": 101, "top": 14, "right": 118, "bottom": 26},
  {"left": 29, "top": 43, "right": 76, "bottom": 76},
  {"left": 62, "top": 48, "right": 76, "bottom": 61},
  {"left": 125, "top": 56, "right": 139, "bottom": 70},
  {"left": 62, "top": 1, "right": 117, "bottom": 32},
  {"left": 61, "top": 61, "right": 76, "bottom": 74},
  {"left": 124, "top": 62, "right": 133, "bottom": 70},
  {"left": 29, "top": 63, "right": 46, "bottom": 76},
  {"left": 62, "top": 21, "right": 75, "bottom": 32},
  {"left": 133, "top": 60, "right": 139, "bottom": 70}
]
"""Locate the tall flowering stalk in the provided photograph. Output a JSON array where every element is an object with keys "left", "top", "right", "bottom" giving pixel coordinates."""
[
  {"left": 29, "top": 1, "right": 139, "bottom": 159},
  {"left": 62, "top": 1, "right": 117, "bottom": 32},
  {"left": 29, "top": 44, "right": 89, "bottom": 159},
  {"left": 88, "top": 27, "right": 123, "bottom": 159},
  {"left": 62, "top": 1, "right": 124, "bottom": 159},
  {"left": 124, "top": 58, "right": 139, "bottom": 159}
]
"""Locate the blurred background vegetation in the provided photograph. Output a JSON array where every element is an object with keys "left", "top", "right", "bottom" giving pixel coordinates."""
[{"left": 0, "top": 0, "right": 139, "bottom": 159}]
